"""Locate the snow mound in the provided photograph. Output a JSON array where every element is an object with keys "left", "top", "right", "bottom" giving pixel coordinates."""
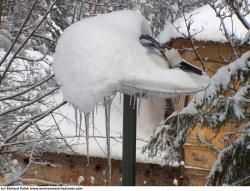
[
  {"left": 173, "top": 178, "right": 178, "bottom": 186},
  {"left": 54, "top": 10, "right": 209, "bottom": 112},
  {"left": 159, "top": 5, "right": 250, "bottom": 43}
]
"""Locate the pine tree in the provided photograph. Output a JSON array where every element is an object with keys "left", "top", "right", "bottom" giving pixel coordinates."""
[{"left": 144, "top": 0, "right": 250, "bottom": 185}]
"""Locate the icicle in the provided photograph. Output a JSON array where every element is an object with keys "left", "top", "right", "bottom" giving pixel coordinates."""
[
  {"left": 84, "top": 112, "right": 90, "bottom": 166},
  {"left": 137, "top": 91, "right": 142, "bottom": 116},
  {"left": 119, "top": 92, "right": 122, "bottom": 104},
  {"left": 95, "top": 105, "right": 98, "bottom": 115},
  {"left": 104, "top": 96, "right": 113, "bottom": 185},
  {"left": 92, "top": 110, "right": 95, "bottom": 135},
  {"left": 133, "top": 94, "right": 137, "bottom": 110},
  {"left": 79, "top": 111, "right": 82, "bottom": 136},
  {"left": 74, "top": 106, "right": 78, "bottom": 136},
  {"left": 129, "top": 94, "right": 133, "bottom": 106}
]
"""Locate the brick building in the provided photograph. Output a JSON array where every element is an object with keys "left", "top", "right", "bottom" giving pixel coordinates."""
[{"left": 5, "top": 152, "right": 187, "bottom": 186}]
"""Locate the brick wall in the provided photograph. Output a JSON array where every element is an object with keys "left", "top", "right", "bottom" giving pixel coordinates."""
[{"left": 8, "top": 152, "right": 188, "bottom": 186}]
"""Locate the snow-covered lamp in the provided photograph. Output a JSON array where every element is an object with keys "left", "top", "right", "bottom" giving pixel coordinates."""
[{"left": 53, "top": 10, "right": 209, "bottom": 186}]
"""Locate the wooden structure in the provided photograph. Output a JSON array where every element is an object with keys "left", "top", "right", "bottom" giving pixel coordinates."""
[{"left": 169, "top": 38, "right": 250, "bottom": 185}]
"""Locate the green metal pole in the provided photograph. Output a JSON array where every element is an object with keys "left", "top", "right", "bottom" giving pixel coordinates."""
[{"left": 122, "top": 94, "right": 137, "bottom": 186}]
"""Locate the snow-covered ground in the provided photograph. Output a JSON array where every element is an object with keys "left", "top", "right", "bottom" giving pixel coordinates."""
[{"left": 159, "top": 5, "right": 250, "bottom": 43}]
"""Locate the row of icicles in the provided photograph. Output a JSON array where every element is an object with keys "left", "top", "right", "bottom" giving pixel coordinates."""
[
  {"left": 73, "top": 94, "right": 115, "bottom": 185},
  {"left": 72, "top": 92, "right": 182, "bottom": 185}
]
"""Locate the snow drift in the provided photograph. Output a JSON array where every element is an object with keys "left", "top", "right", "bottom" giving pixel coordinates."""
[{"left": 54, "top": 10, "right": 209, "bottom": 112}]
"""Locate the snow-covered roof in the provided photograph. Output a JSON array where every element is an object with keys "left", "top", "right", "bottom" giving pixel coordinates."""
[
  {"left": 40, "top": 94, "right": 169, "bottom": 165},
  {"left": 159, "top": 5, "right": 250, "bottom": 44}
]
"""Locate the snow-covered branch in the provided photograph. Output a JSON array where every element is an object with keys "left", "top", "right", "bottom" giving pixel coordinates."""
[
  {"left": 0, "top": 101, "right": 67, "bottom": 152},
  {"left": 145, "top": 51, "right": 250, "bottom": 165},
  {"left": 0, "top": 87, "right": 59, "bottom": 117},
  {"left": 0, "top": 1, "right": 36, "bottom": 68},
  {"left": 0, "top": 0, "right": 58, "bottom": 84},
  {"left": 0, "top": 74, "right": 55, "bottom": 101},
  {"left": 206, "top": 127, "right": 250, "bottom": 185}
]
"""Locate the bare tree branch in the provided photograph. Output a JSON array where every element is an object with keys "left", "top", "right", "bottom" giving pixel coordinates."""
[
  {"left": 0, "top": 1, "right": 36, "bottom": 67},
  {"left": 0, "top": 0, "right": 58, "bottom": 85},
  {"left": 0, "top": 87, "right": 59, "bottom": 117},
  {"left": 0, "top": 74, "right": 55, "bottom": 101}
]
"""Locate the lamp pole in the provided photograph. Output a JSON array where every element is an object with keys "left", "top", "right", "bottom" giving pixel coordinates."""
[{"left": 122, "top": 94, "right": 137, "bottom": 186}]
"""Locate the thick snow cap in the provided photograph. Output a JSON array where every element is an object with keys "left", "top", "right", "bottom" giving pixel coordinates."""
[{"left": 54, "top": 10, "right": 209, "bottom": 112}]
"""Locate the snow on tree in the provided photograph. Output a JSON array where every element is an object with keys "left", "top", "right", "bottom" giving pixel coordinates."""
[
  {"left": 131, "top": 0, "right": 206, "bottom": 36},
  {"left": 1, "top": 0, "right": 188, "bottom": 185},
  {"left": 0, "top": 0, "right": 71, "bottom": 185},
  {"left": 206, "top": 126, "right": 250, "bottom": 185},
  {"left": 0, "top": 0, "right": 249, "bottom": 186},
  {"left": 144, "top": 0, "right": 250, "bottom": 185}
]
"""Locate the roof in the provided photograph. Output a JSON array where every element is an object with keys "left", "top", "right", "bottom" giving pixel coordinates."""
[
  {"left": 158, "top": 5, "right": 250, "bottom": 44},
  {"left": 40, "top": 93, "right": 170, "bottom": 165}
]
